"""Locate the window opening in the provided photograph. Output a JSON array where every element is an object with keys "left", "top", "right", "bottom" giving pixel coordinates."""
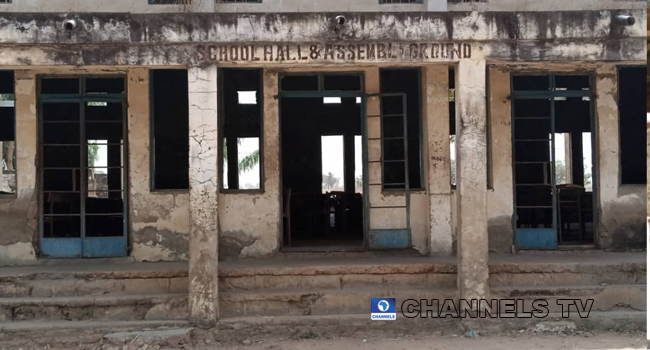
[
  {"left": 220, "top": 68, "right": 263, "bottom": 191},
  {"left": 151, "top": 69, "right": 189, "bottom": 190},
  {"left": 0, "top": 71, "right": 16, "bottom": 196}
]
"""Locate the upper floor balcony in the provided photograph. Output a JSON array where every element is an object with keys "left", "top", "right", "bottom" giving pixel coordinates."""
[{"left": 0, "top": 0, "right": 646, "bottom": 13}]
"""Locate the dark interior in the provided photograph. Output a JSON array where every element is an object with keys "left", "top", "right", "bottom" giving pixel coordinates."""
[
  {"left": 618, "top": 66, "right": 647, "bottom": 185},
  {"left": 513, "top": 75, "right": 594, "bottom": 245},
  {"left": 40, "top": 77, "right": 126, "bottom": 239},
  {"left": 280, "top": 73, "right": 365, "bottom": 248},
  {"left": 151, "top": 69, "right": 189, "bottom": 190},
  {"left": 380, "top": 68, "right": 422, "bottom": 190}
]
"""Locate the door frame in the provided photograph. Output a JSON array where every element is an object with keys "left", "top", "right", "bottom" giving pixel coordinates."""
[
  {"left": 277, "top": 71, "right": 368, "bottom": 250},
  {"left": 37, "top": 75, "right": 129, "bottom": 258},
  {"left": 510, "top": 72, "right": 598, "bottom": 249}
]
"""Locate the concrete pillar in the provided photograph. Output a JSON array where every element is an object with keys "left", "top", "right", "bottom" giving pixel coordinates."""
[
  {"left": 594, "top": 65, "right": 619, "bottom": 249},
  {"left": 423, "top": 66, "right": 453, "bottom": 256},
  {"left": 187, "top": 65, "right": 219, "bottom": 328},
  {"left": 455, "top": 59, "right": 489, "bottom": 301}
]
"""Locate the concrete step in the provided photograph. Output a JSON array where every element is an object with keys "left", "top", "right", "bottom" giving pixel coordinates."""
[
  {"left": 0, "top": 276, "right": 189, "bottom": 298},
  {"left": 493, "top": 284, "right": 646, "bottom": 313},
  {"left": 220, "top": 284, "right": 646, "bottom": 317},
  {"left": 0, "top": 319, "right": 190, "bottom": 333},
  {"left": 488, "top": 261, "right": 646, "bottom": 287},
  {"left": 0, "top": 293, "right": 187, "bottom": 322},
  {"left": 0, "top": 264, "right": 188, "bottom": 297},
  {"left": 219, "top": 258, "right": 645, "bottom": 292}
]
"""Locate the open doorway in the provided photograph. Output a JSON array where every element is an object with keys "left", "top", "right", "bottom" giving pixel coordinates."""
[
  {"left": 280, "top": 73, "right": 364, "bottom": 249},
  {"left": 512, "top": 74, "right": 595, "bottom": 249}
]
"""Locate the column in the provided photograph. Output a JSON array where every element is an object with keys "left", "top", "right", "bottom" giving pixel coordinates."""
[
  {"left": 455, "top": 59, "right": 489, "bottom": 301},
  {"left": 594, "top": 65, "right": 619, "bottom": 248},
  {"left": 424, "top": 66, "right": 453, "bottom": 255},
  {"left": 187, "top": 65, "right": 219, "bottom": 328}
]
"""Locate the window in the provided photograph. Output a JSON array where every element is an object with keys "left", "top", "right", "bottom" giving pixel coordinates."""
[
  {"left": 150, "top": 69, "right": 189, "bottom": 190},
  {"left": 380, "top": 68, "right": 423, "bottom": 190},
  {"left": 321, "top": 136, "right": 345, "bottom": 193},
  {"left": 618, "top": 66, "right": 646, "bottom": 185},
  {"left": 220, "top": 69, "right": 263, "bottom": 191},
  {"left": 449, "top": 67, "right": 456, "bottom": 188},
  {"left": 0, "top": 0, "right": 12, "bottom": 3},
  {"left": 0, "top": 71, "right": 15, "bottom": 196}
]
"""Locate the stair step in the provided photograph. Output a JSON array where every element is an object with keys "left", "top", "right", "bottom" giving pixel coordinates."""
[
  {"left": 220, "top": 284, "right": 646, "bottom": 317},
  {"left": 0, "top": 277, "right": 189, "bottom": 298},
  {"left": 0, "top": 293, "right": 188, "bottom": 322},
  {"left": 0, "top": 319, "right": 190, "bottom": 333}
]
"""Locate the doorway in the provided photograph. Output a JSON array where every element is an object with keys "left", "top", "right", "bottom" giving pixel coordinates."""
[
  {"left": 280, "top": 73, "right": 365, "bottom": 249},
  {"left": 511, "top": 74, "right": 596, "bottom": 249},
  {"left": 38, "top": 76, "right": 128, "bottom": 258}
]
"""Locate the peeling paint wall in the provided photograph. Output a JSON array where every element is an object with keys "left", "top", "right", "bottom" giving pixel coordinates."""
[
  {"left": 595, "top": 65, "right": 646, "bottom": 250},
  {"left": 127, "top": 68, "right": 191, "bottom": 261},
  {"left": 0, "top": 70, "right": 37, "bottom": 265},
  {"left": 0, "top": 67, "right": 192, "bottom": 264},
  {"left": 218, "top": 70, "right": 281, "bottom": 260},
  {"left": 486, "top": 66, "right": 514, "bottom": 253},
  {"left": 424, "top": 65, "right": 453, "bottom": 256}
]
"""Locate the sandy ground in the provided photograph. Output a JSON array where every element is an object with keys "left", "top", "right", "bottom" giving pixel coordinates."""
[
  {"left": 0, "top": 329, "right": 645, "bottom": 350},
  {"left": 206, "top": 333, "right": 647, "bottom": 350}
]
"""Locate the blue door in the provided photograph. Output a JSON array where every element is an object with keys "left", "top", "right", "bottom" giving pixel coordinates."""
[{"left": 39, "top": 76, "right": 128, "bottom": 258}]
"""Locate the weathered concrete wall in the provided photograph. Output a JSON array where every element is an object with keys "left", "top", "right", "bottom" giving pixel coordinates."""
[
  {"left": 0, "top": 10, "right": 645, "bottom": 66},
  {"left": 0, "top": 70, "right": 37, "bottom": 265},
  {"left": 0, "top": 0, "right": 214, "bottom": 13},
  {"left": 1, "top": 0, "right": 642, "bottom": 13},
  {"left": 424, "top": 65, "right": 453, "bottom": 255},
  {"left": 449, "top": 0, "right": 646, "bottom": 12},
  {"left": 486, "top": 66, "right": 513, "bottom": 253},
  {"left": 216, "top": 0, "right": 438, "bottom": 13},
  {"left": 0, "top": 67, "right": 192, "bottom": 264},
  {"left": 218, "top": 70, "right": 281, "bottom": 260},
  {"left": 595, "top": 64, "right": 646, "bottom": 250},
  {"left": 127, "top": 68, "right": 191, "bottom": 262}
]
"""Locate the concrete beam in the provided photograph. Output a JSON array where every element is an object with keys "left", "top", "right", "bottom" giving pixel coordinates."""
[
  {"left": 0, "top": 11, "right": 646, "bottom": 66},
  {"left": 455, "top": 59, "right": 489, "bottom": 301},
  {"left": 187, "top": 66, "right": 219, "bottom": 328}
]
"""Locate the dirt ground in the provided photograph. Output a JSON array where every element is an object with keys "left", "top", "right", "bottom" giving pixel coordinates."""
[
  {"left": 207, "top": 333, "right": 646, "bottom": 350},
  {"left": 0, "top": 329, "right": 646, "bottom": 350}
]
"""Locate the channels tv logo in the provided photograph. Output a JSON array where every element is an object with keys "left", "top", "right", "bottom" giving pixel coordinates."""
[{"left": 371, "top": 298, "right": 396, "bottom": 320}]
